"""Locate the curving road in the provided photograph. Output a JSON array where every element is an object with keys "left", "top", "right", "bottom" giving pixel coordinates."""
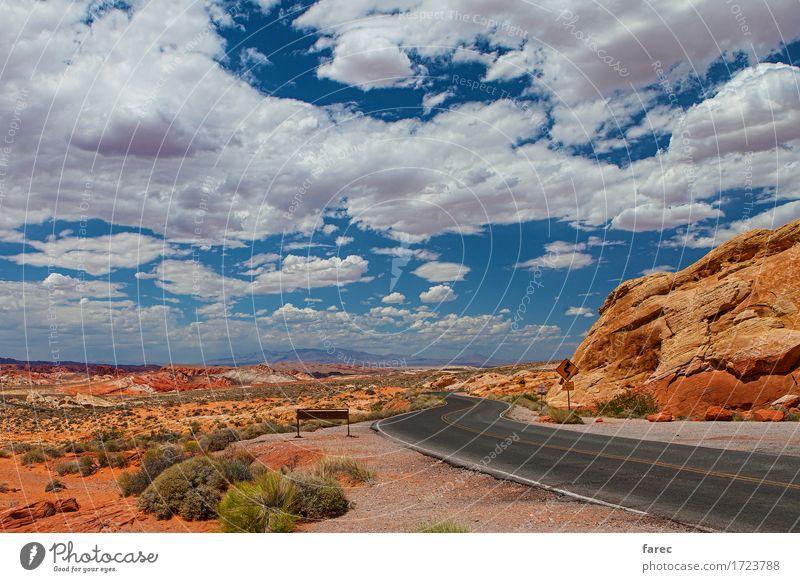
[{"left": 374, "top": 394, "right": 800, "bottom": 532}]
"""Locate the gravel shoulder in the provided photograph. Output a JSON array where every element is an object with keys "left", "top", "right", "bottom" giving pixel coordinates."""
[
  {"left": 507, "top": 406, "right": 800, "bottom": 457},
  {"left": 241, "top": 421, "right": 694, "bottom": 533}
]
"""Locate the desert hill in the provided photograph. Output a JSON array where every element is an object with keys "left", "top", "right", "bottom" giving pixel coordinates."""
[{"left": 560, "top": 219, "right": 800, "bottom": 416}]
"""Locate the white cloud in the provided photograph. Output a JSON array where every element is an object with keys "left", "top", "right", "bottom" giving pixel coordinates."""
[
  {"left": 371, "top": 247, "right": 440, "bottom": 261},
  {"left": 381, "top": 291, "right": 406, "bottom": 304},
  {"left": 249, "top": 254, "right": 370, "bottom": 294},
  {"left": 419, "top": 284, "right": 457, "bottom": 303},
  {"left": 661, "top": 200, "right": 800, "bottom": 249},
  {"left": 3, "top": 232, "right": 181, "bottom": 276},
  {"left": 315, "top": 31, "right": 415, "bottom": 89},
  {"left": 517, "top": 241, "right": 595, "bottom": 271},
  {"left": 611, "top": 202, "right": 722, "bottom": 232},
  {"left": 565, "top": 306, "right": 595, "bottom": 318},
  {"left": 412, "top": 261, "right": 470, "bottom": 282},
  {"left": 640, "top": 265, "right": 676, "bottom": 276},
  {"left": 335, "top": 235, "right": 354, "bottom": 246}
]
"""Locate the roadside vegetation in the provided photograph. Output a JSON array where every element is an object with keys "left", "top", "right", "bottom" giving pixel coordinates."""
[
  {"left": 593, "top": 390, "right": 659, "bottom": 418},
  {"left": 417, "top": 520, "right": 471, "bottom": 533}
]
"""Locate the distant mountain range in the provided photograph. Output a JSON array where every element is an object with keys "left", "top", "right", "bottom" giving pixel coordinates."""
[
  {"left": 0, "top": 349, "right": 508, "bottom": 370},
  {"left": 206, "top": 348, "right": 507, "bottom": 368}
]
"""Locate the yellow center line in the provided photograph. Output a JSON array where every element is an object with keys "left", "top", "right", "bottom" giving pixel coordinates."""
[{"left": 440, "top": 405, "right": 800, "bottom": 492}]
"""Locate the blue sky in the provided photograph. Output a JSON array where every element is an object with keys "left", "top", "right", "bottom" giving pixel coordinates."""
[{"left": 0, "top": 0, "right": 799, "bottom": 365}]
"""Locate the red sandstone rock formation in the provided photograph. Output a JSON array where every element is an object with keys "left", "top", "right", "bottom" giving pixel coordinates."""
[{"left": 557, "top": 220, "right": 800, "bottom": 417}]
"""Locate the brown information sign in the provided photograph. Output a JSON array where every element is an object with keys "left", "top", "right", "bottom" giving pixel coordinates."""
[{"left": 295, "top": 408, "right": 351, "bottom": 438}]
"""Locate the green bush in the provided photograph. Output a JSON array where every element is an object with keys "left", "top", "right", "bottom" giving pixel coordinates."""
[
  {"left": 45, "top": 479, "right": 66, "bottom": 493},
  {"left": 546, "top": 407, "right": 584, "bottom": 424},
  {"left": 54, "top": 456, "right": 95, "bottom": 476},
  {"left": 200, "top": 428, "right": 240, "bottom": 452},
  {"left": 217, "top": 450, "right": 255, "bottom": 484},
  {"left": 117, "top": 445, "right": 185, "bottom": 497},
  {"left": 78, "top": 455, "right": 96, "bottom": 476},
  {"left": 314, "top": 456, "right": 374, "bottom": 485},
  {"left": 293, "top": 473, "right": 348, "bottom": 520},
  {"left": 138, "top": 456, "right": 229, "bottom": 520},
  {"left": 54, "top": 460, "right": 80, "bottom": 475},
  {"left": 417, "top": 520, "right": 470, "bottom": 533},
  {"left": 217, "top": 472, "right": 298, "bottom": 533},
  {"left": 594, "top": 390, "right": 658, "bottom": 418},
  {"left": 22, "top": 449, "right": 47, "bottom": 465},
  {"left": 0, "top": 448, "right": 11, "bottom": 458},
  {"left": 98, "top": 452, "right": 128, "bottom": 469}
]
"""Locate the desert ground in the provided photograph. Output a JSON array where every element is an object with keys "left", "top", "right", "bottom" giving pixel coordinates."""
[{"left": 1, "top": 356, "right": 798, "bottom": 533}]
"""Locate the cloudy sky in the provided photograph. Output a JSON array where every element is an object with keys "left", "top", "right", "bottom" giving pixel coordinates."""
[{"left": 0, "top": 0, "right": 799, "bottom": 365}]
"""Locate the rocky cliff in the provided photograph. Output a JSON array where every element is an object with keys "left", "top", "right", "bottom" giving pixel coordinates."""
[{"left": 559, "top": 219, "right": 800, "bottom": 416}]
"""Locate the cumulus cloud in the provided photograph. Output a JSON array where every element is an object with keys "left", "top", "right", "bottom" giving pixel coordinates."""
[
  {"left": 565, "top": 306, "right": 595, "bottom": 318},
  {"left": 381, "top": 291, "right": 406, "bottom": 304},
  {"left": 419, "top": 284, "right": 457, "bottom": 303},
  {"left": 517, "top": 241, "right": 595, "bottom": 271},
  {"left": 3, "top": 232, "right": 182, "bottom": 276},
  {"left": 640, "top": 265, "right": 676, "bottom": 276},
  {"left": 335, "top": 235, "right": 354, "bottom": 246},
  {"left": 412, "top": 261, "right": 470, "bottom": 282}
]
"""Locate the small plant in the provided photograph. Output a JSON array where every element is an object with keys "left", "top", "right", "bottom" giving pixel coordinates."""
[
  {"left": 546, "top": 407, "right": 584, "bottom": 424},
  {"left": 54, "top": 460, "right": 80, "bottom": 476},
  {"left": 0, "top": 483, "right": 8, "bottom": 493},
  {"left": 292, "top": 473, "right": 349, "bottom": 520},
  {"left": 21, "top": 449, "right": 47, "bottom": 465},
  {"left": 785, "top": 411, "right": 800, "bottom": 422},
  {"left": 417, "top": 520, "right": 470, "bottom": 533},
  {"left": 97, "top": 452, "right": 128, "bottom": 469},
  {"left": 315, "top": 456, "right": 374, "bottom": 485},
  {"left": 78, "top": 455, "right": 96, "bottom": 476},
  {"left": 199, "top": 427, "right": 241, "bottom": 453},
  {"left": 217, "top": 449, "right": 255, "bottom": 484},
  {"left": 594, "top": 390, "right": 658, "bottom": 419},
  {"left": 217, "top": 472, "right": 298, "bottom": 533},
  {"left": 138, "top": 456, "right": 229, "bottom": 520},
  {"left": 45, "top": 479, "right": 66, "bottom": 493},
  {"left": 117, "top": 445, "right": 185, "bottom": 497},
  {"left": 0, "top": 448, "right": 11, "bottom": 458}
]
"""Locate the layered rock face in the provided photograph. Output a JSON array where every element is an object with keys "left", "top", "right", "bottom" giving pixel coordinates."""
[{"left": 561, "top": 220, "right": 800, "bottom": 416}]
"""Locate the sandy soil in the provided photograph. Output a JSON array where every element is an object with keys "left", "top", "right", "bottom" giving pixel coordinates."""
[
  {"left": 241, "top": 422, "right": 695, "bottom": 533},
  {"left": 507, "top": 406, "right": 800, "bottom": 457}
]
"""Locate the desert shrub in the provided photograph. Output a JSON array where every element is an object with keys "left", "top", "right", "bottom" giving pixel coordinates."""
[
  {"left": 292, "top": 473, "right": 348, "bottom": 520},
  {"left": 200, "top": 428, "right": 240, "bottom": 452},
  {"left": 315, "top": 456, "right": 374, "bottom": 485},
  {"left": 238, "top": 421, "right": 292, "bottom": 440},
  {"left": 546, "top": 407, "right": 584, "bottom": 425},
  {"left": 97, "top": 452, "right": 128, "bottom": 469},
  {"left": 45, "top": 479, "right": 66, "bottom": 493},
  {"left": 54, "top": 460, "right": 80, "bottom": 475},
  {"left": 182, "top": 440, "right": 201, "bottom": 454},
  {"left": 594, "top": 390, "right": 658, "bottom": 418},
  {"left": 417, "top": 520, "right": 470, "bottom": 533},
  {"left": 78, "top": 455, "right": 96, "bottom": 476},
  {"left": 0, "top": 448, "right": 11, "bottom": 458},
  {"left": 217, "top": 452, "right": 254, "bottom": 484},
  {"left": 117, "top": 445, "right": 185, "bottom": 497},
  {"left": 217, "top": 472, "right": 298, "bottom": 533},
  {"left": 22, "top": 449, "right": 47, "bottom": 465},
  {"left": 63, "top": 440, "right": 92, "bottom": 455},
  {"left": 8, "top": 441, "right": 33, "bottom": 454},
  {"left": 117, "top": 471, "right": 151, "bottom": 497},
  {"left": 785, "top": 412, "right": 800, "bottom": 422},
  {"left": 138, "top": 456, "right": 229, "bottom": 520},
  {"left": 0, "top": 483, "right": 8, "bottom": 493}
]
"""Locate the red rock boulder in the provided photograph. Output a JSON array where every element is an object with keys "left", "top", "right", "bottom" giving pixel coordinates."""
[
  {"left": 752, "top": 409, "right": 785, "bottom": 422},
  {"left": 705, "top": 406, "right": 734, "bottom": 421},
  {"left": 647, "top": 412, "right": 673, "bottom": 422},
  {"left": 539, "top": 415, "right": 554, "bottom": 423}
]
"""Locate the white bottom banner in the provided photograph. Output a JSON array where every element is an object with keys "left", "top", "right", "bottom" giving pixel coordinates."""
[{"left": 0, "top": 533, "right": 796, "bottom": 581}]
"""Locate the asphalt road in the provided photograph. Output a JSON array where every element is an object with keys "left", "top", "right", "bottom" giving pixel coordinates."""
[{"left": 374, "top": 394, "right": 800, "bottom": 532}]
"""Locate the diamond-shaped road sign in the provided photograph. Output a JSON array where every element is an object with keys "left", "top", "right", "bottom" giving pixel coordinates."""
[{"left": 556, "top": 358, "right": 578, "bottom": 381}]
